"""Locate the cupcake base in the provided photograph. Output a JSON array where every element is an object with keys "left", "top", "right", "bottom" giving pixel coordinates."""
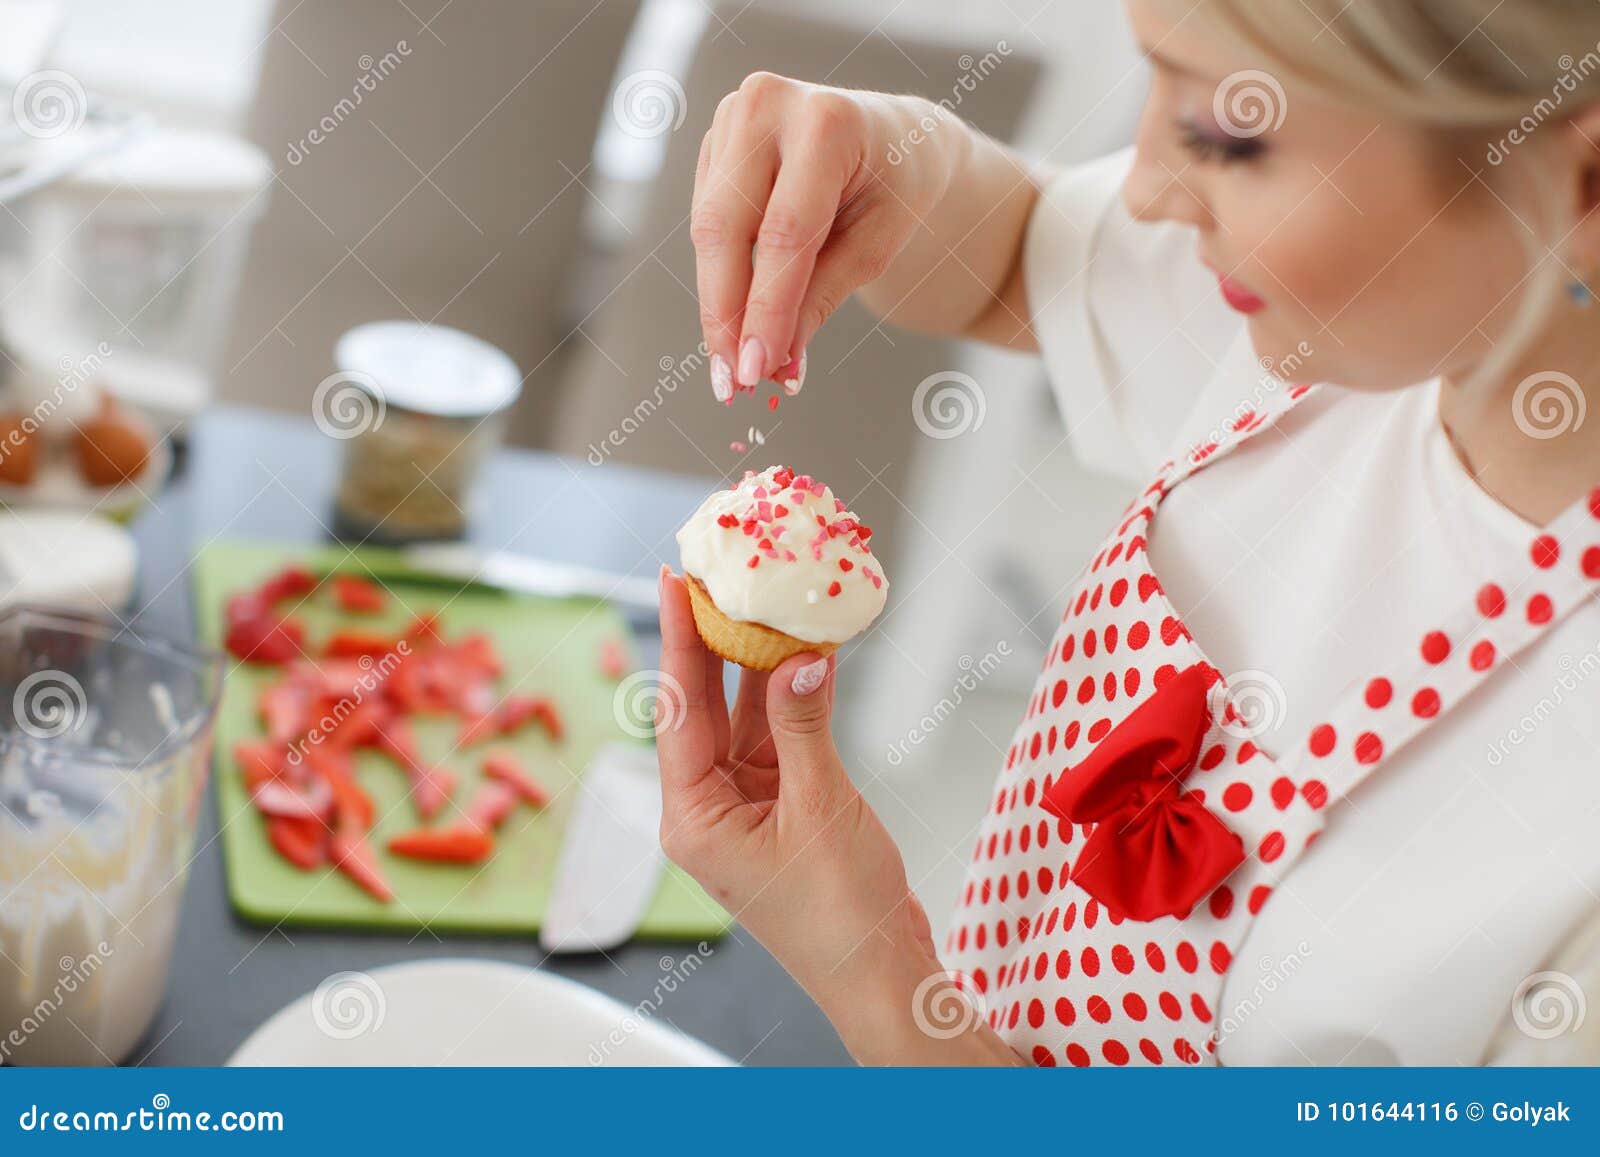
[{"left": 683, "top": 573, "right": 838, "bottom": 671}]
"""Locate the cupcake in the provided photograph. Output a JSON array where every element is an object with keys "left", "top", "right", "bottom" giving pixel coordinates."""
[{"left": 676, "top": 466, "right": 888, "bottom": 670}]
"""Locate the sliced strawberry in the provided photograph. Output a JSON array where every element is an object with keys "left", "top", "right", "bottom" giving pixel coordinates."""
[
  {"left": 225, "top": 590, "right": 271, "bottom": 626},
  {"left": 330, "top": 822, "right": 393, "bottom": 901},
  {"left": 235, "top": 739, "right": 287, "bottom": 792},
  {"left": 303, "top": 746, "right": 375, "bottom": 829},
  {"left": 409, "top": 765, "right": 456, "bottom": 821},
  {"left": 482, "top": 753, "right": 550, "bottom": 808},
  {"left": 405, "top": 612, "right": 444, "bottom": 647},
  {"left": 598, "top": 637, "right": 629, "bottom": 679},
  {"left": 324, "top": 629, "right": 402, "bottom": 660},
  {"left": 314, "top": 695, "right": 389, "bottom": 752},
  {"left": 454, "top": 634, "right": 503, "bottom": 678},
  {"left": 464, "top": 781, "right": 519, "bottom": 832},
  {"left": 226, "top": 614, "right": 306, "bottom": 665},
  {"left": 499, "top": 695, "right": 564, "bottom": 743},
  {"left": 388, "top": 826, "right": 494, "bottom": 864},
  {"left": 259, "top": 564, "right": 318, "bottom": 604},
  {"left": 266, "top": 815, "right": 326, "bottom": 870},
  {"left": 331, "top": 573, "right": 387, "bottom": 614},
  {"left": 251, "top": 776, "right": 335, "bottom": 821},
  {"left": 456, "top": 711, "right": 499, "bottom": 748},
  {"left": 257, "top": 680, "right": 315, "bottom": 742}
]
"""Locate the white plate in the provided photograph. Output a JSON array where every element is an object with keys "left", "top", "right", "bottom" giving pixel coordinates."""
[
  {"left": 0, "top": 436, "right": 172, "bottom": 522},
  {"left": 226, "top": 958, "right": 733, "bottom": 1067}
]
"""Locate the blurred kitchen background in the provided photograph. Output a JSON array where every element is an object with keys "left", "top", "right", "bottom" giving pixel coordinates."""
[{"left": 0, "top": 0, "right": 1152, "bottom": 1061}]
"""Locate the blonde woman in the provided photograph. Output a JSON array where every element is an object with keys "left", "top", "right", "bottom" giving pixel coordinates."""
[{"left": 655, "top": 0, "right": 1600, "bottom": 1065}]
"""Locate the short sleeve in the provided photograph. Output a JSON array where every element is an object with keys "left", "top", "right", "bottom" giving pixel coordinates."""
[{"left": 1023, "top": 145, "right": 1246, "bottom": 484}]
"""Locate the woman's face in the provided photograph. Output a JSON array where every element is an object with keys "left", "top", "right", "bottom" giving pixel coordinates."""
[{"left": 1120, "top": 0, "right": 1538, "bottom": 392}]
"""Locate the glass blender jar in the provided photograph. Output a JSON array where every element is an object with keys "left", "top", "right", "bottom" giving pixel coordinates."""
[{"left": 0, "top": 606, "right": 222, "bottom": 1065}]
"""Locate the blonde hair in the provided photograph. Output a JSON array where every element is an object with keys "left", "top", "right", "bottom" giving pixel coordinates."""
[{"left": 1155, "top": 0, "right": 1600, "bottom": 392}]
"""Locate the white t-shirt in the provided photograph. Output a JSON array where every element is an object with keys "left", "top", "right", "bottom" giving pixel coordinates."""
[{"left": 1024, "top": 146, "right": 1600, "bottom": 1065}]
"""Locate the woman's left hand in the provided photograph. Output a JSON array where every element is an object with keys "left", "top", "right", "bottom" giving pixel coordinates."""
[{"left": 654, "top": 566, "right": 1021, "bottom": 1064}]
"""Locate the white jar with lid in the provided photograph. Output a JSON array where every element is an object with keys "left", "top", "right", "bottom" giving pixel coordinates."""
[{"left": 328, "top": 321, "right": 523, "bottom": 543}]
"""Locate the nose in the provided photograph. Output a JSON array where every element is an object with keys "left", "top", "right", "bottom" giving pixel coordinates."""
[{"left": 1122, "top": 108, "right": 1212, "bottom": 230}]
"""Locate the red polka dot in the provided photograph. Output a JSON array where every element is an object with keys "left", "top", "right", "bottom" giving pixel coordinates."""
[
  {"left": 1477, "top": 583, "right": 1506, "bottom": 618},
  {"left": 1590, "top": 486, "right": 1600, "bottom": 518},
  {"left": 1174, "top": 1038, "right": 1200, "bottom": 1064},
  {"left": 1354, "top": 731, "right": 1384, "bottom": 764},
  {"left": 1528, "top": 594, "right": 1554, "bottom": 625},
  {"left": 1222, "top": 782, "right": 1252, "bottom": 811},
  {"left": 1027, "top": 998, "right": 1045, "bottom": 1029},
  {"left": 1175, "top": 942, "right": 1198, "bottom": 972},
  {"left": 1159, "top": 991, "right": 1182, "bottom": 1020},
  {"left": 1111, "top": 944, "right": 1135, "bottom": 974},
  {"left": 1054, "top": 997, "right": 1075, "bottom": 1026},
  {"left": 1583, "top": 547, "right": 1600, "bottom": 579},
  {"left": 1259, "top": 831, "right": 1285, "bottom": 861},
  {"left": 1081, "top": 947, "right": 1101, "bottom": 977},
  {"left": 1420, "top": 631, "right": 1451, "bottom": 664},
  {"left": 1066, "top": 1044, "right": 1091, "bottom": 1067},
  {"left": 1054, "top": 950, "right": 1071, "bottom": 979},
  {"left": 1412, "top": 687, "right": 1441, "bottom": 718},
  {"left": 1191, "top": 994, "right": 1213, "bottom": 1022},
  {"left": 1301, "top": 779, "right": 1328, "bottom": 809},
  {"left": 1364, "top": 677, "right": 1392, "bottom": 708},
  {"left": 1145, "top": 942, "right": 1166, "bottom": 971},
  {"left": 1086, "top": 995, "right": 1112, "bottom": 1023},
  {"left": 1309, "top": 724, "right": 1337, "bottom": 757},
  {"left": 1248, "top": 885, "right": 1272, "bottom": 913},
  {"left": 1199, "top": 744, "right": 1226, "bottom": 771},
  {"left": 1469, "top": 640, "right": 1496, "bottom": 671},
  {"left": 1102, "top": 1040, "right": 1130, "bottom": 1066},
  {"left": 1139, "top": 1038, "right": 1164, "bottom": 1064},
  {"left": 1531, "top": 535, "right": 1561, "bottom": 569},
  {"left": 1269, "top": 776, "right": 1295, "bottom": 809},
  {"left": 1209, "top": 886, "right": 1234, "bottom": 919},
  {"left": 1123, "top": 993, "right": 1148, "bottom": 1020},
  {"left": 1209, "top": 941, "right": 1232, "bottom": 973},
  {"left": 1031, "top": 1045, "right": 1056, "bottom": 1067}
]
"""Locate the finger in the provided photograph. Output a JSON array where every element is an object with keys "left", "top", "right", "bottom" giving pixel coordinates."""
[
  {"left": 766, "top": 651, "right": 848, "bottom": 814},
  {"left": 692, "top": 124, "right": 778, "bottom": 399},
  {"left": 655, "top": 568, "right": 729, "bottom": 808},
  {"left": 738, "top": 145, "right": 846, "bottom": 388},
  {"left": 705, "top": 641, "right": 729, "bottom": 767},
  {"left": 789, "top": 212, "right": 911, "bottom": 360},
  {"left": 729, "top": 667, "right": 776, "bottom": 768}
]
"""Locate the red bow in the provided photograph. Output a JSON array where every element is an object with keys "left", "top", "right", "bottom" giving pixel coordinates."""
[{"left": 1041, "top": 662, "right": 1244, "bottom": 921}]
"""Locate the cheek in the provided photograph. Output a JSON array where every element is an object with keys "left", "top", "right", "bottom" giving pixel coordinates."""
[{"left": 1229, "top": 175, "right": 1525, "bottom": 387}]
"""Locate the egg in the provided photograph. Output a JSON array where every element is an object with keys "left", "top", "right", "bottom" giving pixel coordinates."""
[
  {"left": 74, "top": 402, "right": 153, "bottom": 487},
  {"left": 0, "top": 410, "right": 40, "bottom": 485}
]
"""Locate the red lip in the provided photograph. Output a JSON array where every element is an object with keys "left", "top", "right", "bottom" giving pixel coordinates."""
[{"left": 1215, "top": 273, "right": 1265, "bottom": 314}]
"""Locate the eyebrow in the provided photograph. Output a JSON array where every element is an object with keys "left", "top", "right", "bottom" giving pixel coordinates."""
[{"left": 1140, "top": 45, "right": 1209, "bottom": 81}]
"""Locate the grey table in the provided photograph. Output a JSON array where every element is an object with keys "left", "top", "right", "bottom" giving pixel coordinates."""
[{"left": 126, "top": 406, "right": 849, "bottom": 1066}]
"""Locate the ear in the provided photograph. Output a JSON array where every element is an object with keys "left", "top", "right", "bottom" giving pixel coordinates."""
[{"left": 1562, "top": 102, "right": 1600, "bottom": 268}]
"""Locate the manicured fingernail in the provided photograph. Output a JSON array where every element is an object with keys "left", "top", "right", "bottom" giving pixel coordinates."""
[
  {"left": 779, "top": 348, "right": 807, "bottom": 396},
  {"left": 737, "top": 336, "right": 766, "bottom": 387},
  {"left": 710, "top": 354, "right": 733, "bottom": 402},
  {"left": 659, "top": 563, "right": 670, "bottom": 594},
  {"left": 791, "top": 656, "right": 828, "bottom": 696}
]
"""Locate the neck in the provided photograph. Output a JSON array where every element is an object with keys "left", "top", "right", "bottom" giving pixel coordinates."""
[{"left": 1438, "top": 304, "right": 1600, "bottom": 526}]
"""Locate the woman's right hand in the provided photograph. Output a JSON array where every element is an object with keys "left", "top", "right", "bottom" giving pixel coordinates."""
[{"left": 691, "top": 74, "right": 964, "bottom": 398}]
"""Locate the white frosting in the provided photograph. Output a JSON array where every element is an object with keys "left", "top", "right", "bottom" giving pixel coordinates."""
[{"left": 676, "top": 466, "right": 888, "bottom": 644}]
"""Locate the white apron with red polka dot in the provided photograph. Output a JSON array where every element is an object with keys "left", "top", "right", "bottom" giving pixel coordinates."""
[{"left": 942, "top": 382, "right": 1600, "bottom": 1067}]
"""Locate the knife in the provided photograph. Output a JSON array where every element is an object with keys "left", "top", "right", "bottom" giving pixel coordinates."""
[
  {"left": 391, "top": 542, "right": 660, "bottom": 612},
  {"left": 540, "top": 742, "right": 666, "bottom": 954}
]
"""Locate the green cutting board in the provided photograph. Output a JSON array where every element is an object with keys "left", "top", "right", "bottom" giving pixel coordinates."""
[{"left": 194, "top": 540, "right": 729, "bottom": 939}]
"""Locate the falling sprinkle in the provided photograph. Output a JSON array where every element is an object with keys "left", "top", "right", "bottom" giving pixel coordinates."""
[
  {"left": 827, "top": 581, "right": 842, "bottom": 597},
  {"left": 806, "top": 589, "right": 819, "bottom": 604},
  {"left": 730, "top": 441, "right": 747, "bottom": 452},
  {"left": 768, "top": 395, "right": 780, "bottom": 411}
]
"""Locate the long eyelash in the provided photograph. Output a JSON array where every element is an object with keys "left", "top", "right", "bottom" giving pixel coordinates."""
[{"left": 1174, "top": 119, "right": 1266, "bottom": 165}]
